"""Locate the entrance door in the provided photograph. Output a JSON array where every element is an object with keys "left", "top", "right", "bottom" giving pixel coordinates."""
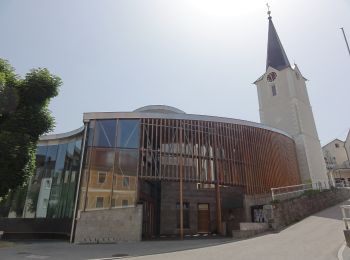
[
  {"left": 197, "top": 203, "right": 210, "bottom": 233},
  {"left": 142, "top": 200, "right": 155, "bottom": 239}
]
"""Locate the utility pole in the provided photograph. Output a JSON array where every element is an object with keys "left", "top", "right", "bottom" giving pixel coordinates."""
[{"left": 340, "top": 27, "right": 350, "bottom": 56}]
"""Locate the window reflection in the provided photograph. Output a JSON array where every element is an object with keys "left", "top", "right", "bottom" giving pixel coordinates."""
[
  {"left": 80, "top": 148, "right": 138, "bottom": 210},
  {"left": 21, "top": 134, "right": 83, "bottom": 219},
  {"left": 36, "top": 146, "right": 47, "bottom": 178},
  {"left": 93, "top": 120, "right": 116, "bottom": 148},
  {"left": 87, "top": 121, "right": 95, "bottom": 147},
  {"left": 78, "top": 119, "right": 140, "bottom": 211},
  {"left": 115, "top": 149, "right": 138, "bottom": 176},
  {"left": 111, "top": 175, "right": 136, "bottom": 208},
  {"left": 45, "top": 145, "right": 58, "bottom": 177},
  {"left": 90, "top": 148, "right": 114, "bottom": 170},
  {"left": 117, "top": 120, "right": 140, "bottom": 148}
]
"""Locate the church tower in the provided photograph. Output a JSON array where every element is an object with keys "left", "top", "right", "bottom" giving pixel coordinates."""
[{"left": 254, "top": 10, "right": 328, "bottom": 186}]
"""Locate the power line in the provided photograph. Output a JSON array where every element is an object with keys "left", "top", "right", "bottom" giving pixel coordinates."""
[{"left": 340, "top": 27, "right": 350, "bottom": 56}]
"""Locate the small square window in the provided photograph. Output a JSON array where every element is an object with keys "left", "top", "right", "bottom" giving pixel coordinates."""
[
  {"left": 96, "top": 197, "right": 104, "bottom": 208},
  {"left": 122, "top": 200, "right": 128, "bottom": 207},
  {"left": 335, "top": 143, "right": 340, "bottom": 148},
  {"left": 123, "top": 177, "right": 129, "bottom": 188},
  {"left": 98, "top": 172, "right": 107, "bottom": 184}
]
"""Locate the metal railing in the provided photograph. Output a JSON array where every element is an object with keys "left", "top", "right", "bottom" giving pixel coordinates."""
[
  {"left": 341, "top": 205, "right": 350, "bottom": 230},
  {"left": 271, "top": 182, "right": 329, "bottom": 201}
]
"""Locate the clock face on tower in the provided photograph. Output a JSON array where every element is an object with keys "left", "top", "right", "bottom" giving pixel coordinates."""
[{"left": 267, "top": 72, "right": 277, "bottom": 82}]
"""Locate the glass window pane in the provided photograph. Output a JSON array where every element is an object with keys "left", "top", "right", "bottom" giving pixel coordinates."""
[
  {"left": 115, "top": 149, "right": 138, "bottom": 176},
  {"left": 45, "top": 145, "right": 58, "bottom": 177},
  {"left": 90, "top": 148, "right": 115, "bottom": 170},
  {"left": 117, "top": 120, "right": 140, "bottom": 148},
  {"left": 93, "top": 120, "right": 116, "bottom": 148},
  {"left": 36, "top": 146, "right": 47, "bottom": 177},
  {"left": 111, "top": 175, "right": 137, "bottom": 208},
  {"left": 54, "top": 143, "right": 68, "bottom": 178},
  {"left": 84, "top": 148, "right": 114, "bottom": 210},
  {"left": 87, "top": 121, "right": 95, "bottom": 147},
  {"left": 47, "top": 143, "right": 67, "bottom": 218},
  {"left": 66, "top": 141, "right": 75, "bottom": 158},
  {"left": 75, "top": 139, "right": 82, "bottom": 154}
]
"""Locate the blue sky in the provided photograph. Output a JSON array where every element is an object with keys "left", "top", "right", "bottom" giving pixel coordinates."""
[{"left": 1, "top": 0, "right": 349, "bottom": 145}]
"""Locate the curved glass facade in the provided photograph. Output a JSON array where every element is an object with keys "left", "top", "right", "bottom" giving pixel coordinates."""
[{"left": 20, "top": 134, "right": 83, "bottom": 219}]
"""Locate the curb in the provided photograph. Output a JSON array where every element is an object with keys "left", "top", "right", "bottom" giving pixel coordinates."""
[{"left": 338, "top": 242, "right": 346, "bottom": 260}]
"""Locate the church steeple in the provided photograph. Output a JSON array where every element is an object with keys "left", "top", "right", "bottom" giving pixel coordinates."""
[
  {"left": 266, "top": 11, "right": 291, "bottom": 71},
  {"left": 255, "top": 6, "right": 329, "bottom": 187}
]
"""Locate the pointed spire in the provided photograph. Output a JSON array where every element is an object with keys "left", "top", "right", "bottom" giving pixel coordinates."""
[{"left": 266, "top": 7, "right": 290, "bottom": 71}]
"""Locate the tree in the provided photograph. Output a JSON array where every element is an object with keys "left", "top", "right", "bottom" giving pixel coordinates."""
[{"left": 0, "top": 59, "right": 61, "bottom": 197}]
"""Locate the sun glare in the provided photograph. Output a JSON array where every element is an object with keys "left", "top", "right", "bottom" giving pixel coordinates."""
[{"left": 188, "top": 0, "right": 263, "bottom": 17}]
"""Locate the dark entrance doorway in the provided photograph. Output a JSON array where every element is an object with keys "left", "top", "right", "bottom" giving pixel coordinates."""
[
  {"left": 197, "top": 203, "right": 210, "bottom": 233},
  {"left": 139, "top": 180, "right": 161, "bottom": 239}
]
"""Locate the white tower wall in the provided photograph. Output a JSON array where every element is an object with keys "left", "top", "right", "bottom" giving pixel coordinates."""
[{"left": 255, "top": 66, "right": 328, "bottom": 185}]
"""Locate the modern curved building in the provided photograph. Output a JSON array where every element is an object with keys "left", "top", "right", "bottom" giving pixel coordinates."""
[
  {"left": 0, "top": 105, "right": 301, "bottom": 241},
  {"left": 71, "top": 105, "right": 300, "bottom": 241}
]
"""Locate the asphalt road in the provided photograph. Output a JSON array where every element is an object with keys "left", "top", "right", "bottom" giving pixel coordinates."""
[
  {"left": 0, "top": 201, "right": 347, "bottom": 260},
  {"left": 129, "top": 201, "right": 347, "bottom": 260}
]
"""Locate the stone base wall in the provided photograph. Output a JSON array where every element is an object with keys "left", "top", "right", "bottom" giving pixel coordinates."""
[
  {"left": 267, "top": 188, "right": 350, "bottom": 229},
  {"left": 74, "top": 205, "right": 142, "bottom": 243},
  {"left": 239, "top": 222, "right": 269, "bottom": 231}
]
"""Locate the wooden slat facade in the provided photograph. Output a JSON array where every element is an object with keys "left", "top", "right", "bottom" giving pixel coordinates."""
[{"left": 139, "top": 118, "right": 301, "bottom": 195}]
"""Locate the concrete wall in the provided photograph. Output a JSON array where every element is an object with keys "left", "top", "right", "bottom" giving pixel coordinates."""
[
  {"left": 74, "top": 205, "right": 142, "bottom": 243},
  {"left": 160, "top": 182, "right": 244, "bottom": 235},
  {"left": 266, "top": 188, "right": 350, "bottom": 230}
]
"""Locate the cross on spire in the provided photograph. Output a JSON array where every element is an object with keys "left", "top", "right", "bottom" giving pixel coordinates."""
[{"left": 266, "top": 3, "right": 272, "bottom": 19}]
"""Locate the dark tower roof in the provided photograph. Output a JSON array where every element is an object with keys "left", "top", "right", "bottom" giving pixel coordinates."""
[{"left": 266, "top": 16, "right": 291, "bottom": 71}]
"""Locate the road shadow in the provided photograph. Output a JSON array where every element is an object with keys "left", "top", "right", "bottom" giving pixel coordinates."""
[{"left": 0, "top": 237, "right": 235, "bottom": 260}]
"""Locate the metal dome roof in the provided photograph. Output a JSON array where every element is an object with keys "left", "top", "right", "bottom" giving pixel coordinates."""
[{"left": 133, "top": 105, "right": 185, "bottom": 114}]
